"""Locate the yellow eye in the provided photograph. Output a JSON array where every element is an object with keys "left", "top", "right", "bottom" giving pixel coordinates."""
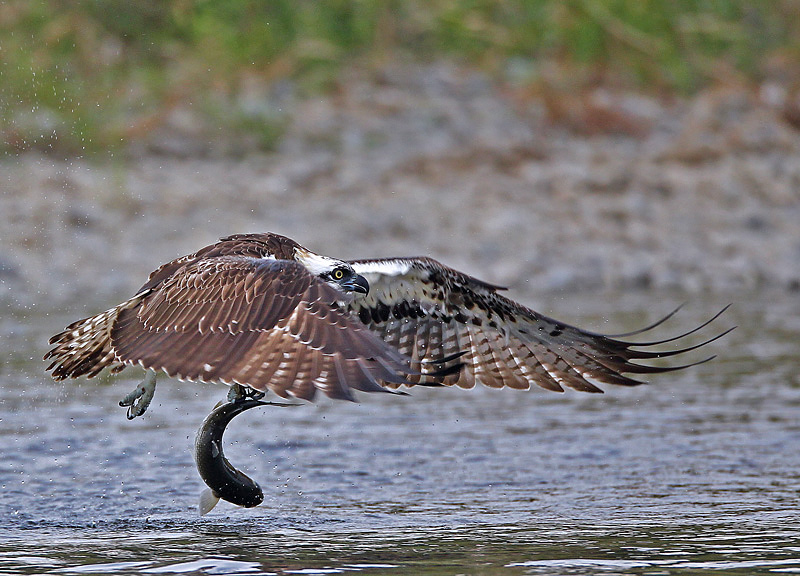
[{"left": 332, "top": 268, "right": 345, "bottom": 280}]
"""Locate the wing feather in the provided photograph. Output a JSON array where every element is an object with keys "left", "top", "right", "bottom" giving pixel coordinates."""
[
  {"left": 110, "top": 256, "right": 418, "bottom": 399},
  {"left": 349, "top": 257, "right": 728, "bottom": 394},
  {"left": 47, "top": 234, "right": 730, "bottom": 402},
  {"left": 466, "top": 325, "right": 503, "bottom": 388},
  {"left": 487, "top": 335, "right": 530, "bottom": 390},
  {"left": 508, "top": 345, "right": 561, "bottom": 392}
]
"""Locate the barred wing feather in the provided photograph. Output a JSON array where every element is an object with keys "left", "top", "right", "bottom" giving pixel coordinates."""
[
  {"left": 110, "top": 257, "right": 416, "bottom": 401},
  {"left": 349, "top": 257, "right": 730, "bottom": 393}
]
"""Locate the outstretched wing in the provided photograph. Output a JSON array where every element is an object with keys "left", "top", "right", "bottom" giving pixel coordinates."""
[
  {"left": 348, "top": 257, "right": 731, "bottom": 393},
  {"left": 110, "top": 256, "right": 417, "bottom": 401}
]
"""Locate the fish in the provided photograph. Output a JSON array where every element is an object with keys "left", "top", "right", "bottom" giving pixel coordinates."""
[{"left": 194, "top": 398, "right": 269, "bottom": 515}]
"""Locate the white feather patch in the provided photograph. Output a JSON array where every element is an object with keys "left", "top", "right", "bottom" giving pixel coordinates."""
[
  {"left": 294, "top": 248, "right": 342, "bottom": 276},
  {"left": 351, "top": 259, "right": 413, "bottom": 277}
]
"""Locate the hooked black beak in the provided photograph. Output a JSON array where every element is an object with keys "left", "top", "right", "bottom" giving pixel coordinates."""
[{"left": 342, "top": 273, "right": 370, "bottom": 295}]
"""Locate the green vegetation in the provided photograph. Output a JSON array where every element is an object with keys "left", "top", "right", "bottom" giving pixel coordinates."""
[{"left": 1, "top": 0, "right": 798, "bottom": 154}]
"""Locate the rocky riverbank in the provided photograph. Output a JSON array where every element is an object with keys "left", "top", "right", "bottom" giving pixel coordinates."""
[{"left": 2, "top": 64, "right": 799, "bottom": 313}]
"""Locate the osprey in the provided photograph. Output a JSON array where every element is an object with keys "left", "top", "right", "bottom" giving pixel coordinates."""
[{"left": 45, "top": 232, "right": 730, "bottom": 512}]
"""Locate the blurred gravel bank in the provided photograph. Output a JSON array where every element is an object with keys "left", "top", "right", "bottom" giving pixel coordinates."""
[{"left": 2, "top": 65, "right": 799, "bottom": 312}]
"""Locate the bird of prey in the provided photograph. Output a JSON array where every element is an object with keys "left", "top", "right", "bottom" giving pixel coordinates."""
[{"left": 45, "top": 232, "right": 730, "bottom": 512}]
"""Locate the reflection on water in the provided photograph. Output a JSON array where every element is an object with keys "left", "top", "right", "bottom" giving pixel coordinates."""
[
  {"left": 1, "top": 291, "right": 799, "bottom": 575},
  {"left": 5, "top": 522, "right": 800, "bottom": 575}
]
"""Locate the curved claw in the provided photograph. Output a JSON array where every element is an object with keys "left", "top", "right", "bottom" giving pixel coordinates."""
[
  {"left": 118, "top": 370, "right": 157, "bottom": 419},
  {"left": 227, "top": 383, "right": 266, "bottom": 403}
]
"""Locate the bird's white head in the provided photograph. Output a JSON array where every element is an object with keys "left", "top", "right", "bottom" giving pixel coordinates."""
[{"left": 294, "top": 247, "right": 370, "bottom": 295}]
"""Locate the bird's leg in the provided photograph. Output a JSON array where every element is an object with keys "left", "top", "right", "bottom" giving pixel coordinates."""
[
  {"left": 227, "top": 383, "right": 266, "bottom": 404},
  {"left": 119, "top": 369, "right": 157, "bottom": 420}
]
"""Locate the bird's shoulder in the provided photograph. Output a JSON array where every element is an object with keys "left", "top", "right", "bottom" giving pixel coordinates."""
[{"left": 137, "top": 233, "right": 301, "bottom": 294}]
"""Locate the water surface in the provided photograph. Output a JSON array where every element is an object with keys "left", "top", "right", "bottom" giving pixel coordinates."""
[{"left": 1, "top": 291, "right": 798, "bottom": 575}]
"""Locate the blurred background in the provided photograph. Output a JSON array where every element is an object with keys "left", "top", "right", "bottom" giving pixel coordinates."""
[
  {"left": 2, "top": 4, "right": 800, "bottom": 573},
  {"left": 1, "top": 1, "right": 800, "bottom": 309}
]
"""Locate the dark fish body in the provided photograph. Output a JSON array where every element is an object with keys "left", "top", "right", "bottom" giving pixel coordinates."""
[{"left": 194, "top": 399, "right": 267, "bottom": 513}]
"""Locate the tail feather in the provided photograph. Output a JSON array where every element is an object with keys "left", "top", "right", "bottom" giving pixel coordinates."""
[{"left": 44, "top": 295, "right": 146, "bottom": 380}]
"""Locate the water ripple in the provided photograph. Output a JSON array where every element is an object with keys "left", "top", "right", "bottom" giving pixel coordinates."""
[{"left": 2, "top": 293, "right": 798, "bottom": 575}]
